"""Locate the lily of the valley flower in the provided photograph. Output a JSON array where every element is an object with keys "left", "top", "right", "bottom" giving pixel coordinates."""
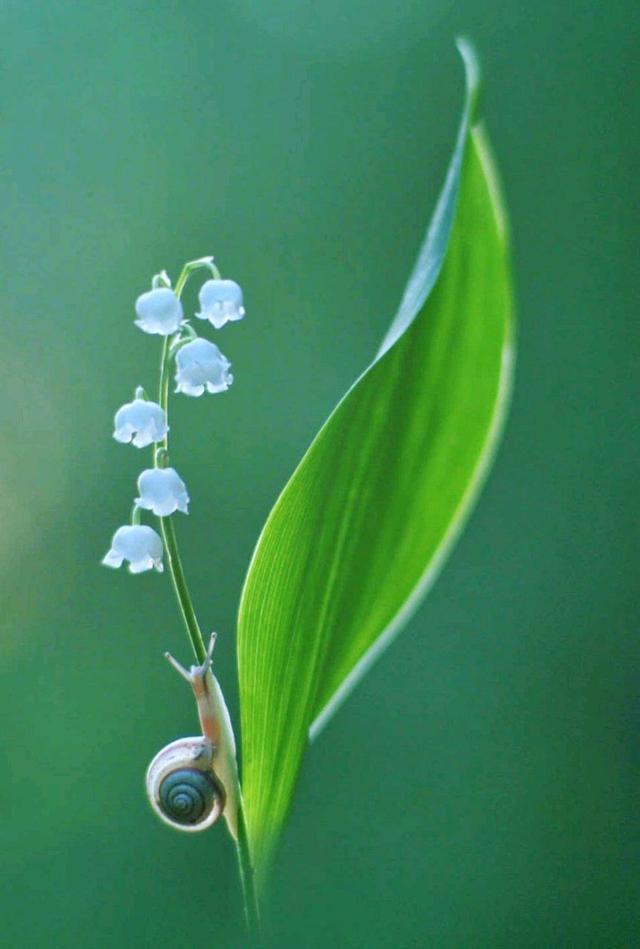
[
  {"left": 135, "top": 467, "right": 190, "bottom": 516},
  {"left": 135, "top": 287, "right": 183, "bottom": 336},
  {"left": 102, "top": 525, "right": 164, "bottom": 574},
  {"left": 196, "top": 279, "right": 245, "bottom": 329},
  {"left": 174, "top": 337, "right": 233, "bottom": 396},
  {"left": 113, "top": 397, "right": 168, "bottom": 448}
]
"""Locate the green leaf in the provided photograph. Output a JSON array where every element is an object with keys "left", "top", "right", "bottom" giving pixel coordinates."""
[{"left": 237, "top": 40, "right": 514, "bottom": 879}]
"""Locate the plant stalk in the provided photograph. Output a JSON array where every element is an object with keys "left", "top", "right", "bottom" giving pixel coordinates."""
[{"left": 152, "top": 261, "right": 261, "bottom": 941}]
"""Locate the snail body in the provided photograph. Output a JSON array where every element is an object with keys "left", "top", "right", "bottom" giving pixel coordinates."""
[{"left": 146, "top": 633, "right": 238, "bottom": 836}]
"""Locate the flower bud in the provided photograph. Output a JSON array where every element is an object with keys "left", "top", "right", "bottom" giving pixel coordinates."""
[
  {"left": 102, "top": 525, "right": 164, "bottom": 574},
  {"left": 135, "top": 287, "right": 183, "bottom": 336},
  {"left": 135, "top": 467, "right": 190, "bottom": 516},
  {"left": 195, "top": 279, "right": 245, "bottom": 329},
  {"left": 174, "top": 338, "right": 233, "bottom": 397},
  {"left": 113, "top": 397, "right": 168, "bottom": 448}
]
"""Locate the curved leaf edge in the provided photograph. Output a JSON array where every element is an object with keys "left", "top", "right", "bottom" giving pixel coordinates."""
[
  {"left": 237, "top": 41, "right": 511, "bottom": 742},
  {"left": 236, "top": 41, "right": 515, "bottom": 880},
  {"left": 237, "top": 38, "right": 478, "bottom": 662},
  {"left": 310, "top": 123, "right": 515, "bottom": 739}
]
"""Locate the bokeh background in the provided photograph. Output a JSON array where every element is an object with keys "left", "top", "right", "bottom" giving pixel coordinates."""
[{"left": 1, "top": 1, "right": 637, "bottom": 946}]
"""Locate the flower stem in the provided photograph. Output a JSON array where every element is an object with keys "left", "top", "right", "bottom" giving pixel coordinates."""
[
  {"left": 236, "top": 800, "right": 262, "bottom": 940},
  {"left": 158, "top": 513, "right": 207, "bottom": 662},
  {"left": 153, "top": 260, "right": 261, "bottom": 941}
]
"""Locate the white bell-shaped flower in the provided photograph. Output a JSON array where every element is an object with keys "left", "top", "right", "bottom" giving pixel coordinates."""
[
  {"left": 113, "top": 397, "right": 168, "bottom": 448},
  {"left": 196, "top": 279, "right": 245, "bottom": 329},
  {"left": 174, "top": 338, "right": 233, "bottom": 396},
  {"left": 135, "top": 287, "right": 184, "bottom": 336},
  {"left": 102, "top": 525, "right": 164, "bottom": 574},
  {"left": 135, "top": 467, "right": 190, "bottom": 516}
]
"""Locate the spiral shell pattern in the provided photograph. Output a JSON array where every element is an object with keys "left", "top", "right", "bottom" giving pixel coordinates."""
[
  {"left": 159, "top": 768, "right": 217, "bottom": 825},
  {"left": 146, "top": 736, "right": 225, "bottom": 832}
]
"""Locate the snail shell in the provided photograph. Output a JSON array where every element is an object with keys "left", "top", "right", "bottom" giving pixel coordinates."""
[
  {"left": 145, "top": 633, "right": 238, "bottom": 835},
  {"left": 146, "top": 736, "right": 226, "bottom": 832}
]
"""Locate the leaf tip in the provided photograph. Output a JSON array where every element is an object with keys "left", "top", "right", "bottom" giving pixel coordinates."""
[{"left": 455, "top": 36, "right": 482, "bottom": 124}]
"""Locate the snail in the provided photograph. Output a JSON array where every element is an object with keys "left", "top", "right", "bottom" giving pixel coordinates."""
[{"left": 146, "top": 632, "right": 239, "bottom": 836}]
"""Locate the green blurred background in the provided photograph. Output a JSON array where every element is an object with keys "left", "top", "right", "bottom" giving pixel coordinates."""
[{"left": 1, "top": 1, "right": 637, "bottom": 946}]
